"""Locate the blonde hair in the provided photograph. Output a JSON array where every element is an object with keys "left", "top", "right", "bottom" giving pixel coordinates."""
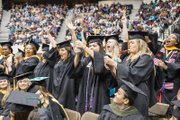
[
  {"left": 127, "top": 39, "right": 152, "bottom": 62},
  {"left": 105, "top": 39, "right": 120, "bottom": 59},
  {"left": 1, "top": 82, "right": 12, "bottom": 106}
]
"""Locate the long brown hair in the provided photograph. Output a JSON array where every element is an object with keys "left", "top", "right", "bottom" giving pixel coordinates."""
[{"left": 1, "top": 82, "right": 12, "bottom": 106}]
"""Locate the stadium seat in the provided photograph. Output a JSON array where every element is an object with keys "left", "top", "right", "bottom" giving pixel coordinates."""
[
  {"left": 81, "top": 112, "right": 99, "bottom": 120},
  {"left": 65, "top": 108, "right": 81, "bottom": 120}
]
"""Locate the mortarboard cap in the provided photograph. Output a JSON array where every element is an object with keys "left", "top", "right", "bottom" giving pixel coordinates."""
[
  {"left": 18, "top": 48, "right": 25, "bottom": 56},
  {"left": 128, "top": 31, "right": 149, "bottom": 40},
  {"left": 25, "top": 39, "right": 40, "bottom": 51},
  {"left": 30, "top": 77, "right": 48, "bottom": 82},
  {"left": 42, "top": 43, "right": 49, "bottom": 51},
  {"left": 0, "top": 41, "right": 13, "bottom": 53},
  {"left": 0, "top": 73, "right": 12, "bottom": 80},
  {"left": 57, "top": 40, "right": 71, "bottom": 48},
  {"left": 105, "top": 34, "right": 121, "bottom": 43},
  {"left": 171, "top": 100, "right": 180, "bottom": 118},
  {"left": 87, "top": 35, "right": 105, "bottom": 44},
  {"left": 148, "top": 102, "right": 170, "bottom": 116},
  {"left": 7, "top": 91, "right": 39, "bottom": 107},
  {"left": 120, "top": 80, "right": 147, "bottom": 102},
  {"left": 0, "top": 41, "right": 13, "bottom": 46},
  {"left": 14, "top": 71, "right": 33, "bottom": 81}
]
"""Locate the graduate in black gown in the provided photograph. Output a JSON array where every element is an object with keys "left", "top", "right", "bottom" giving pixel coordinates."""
[
  {"left": 153, "top": 31, "right": 180, "bottom": 106},
  {"left": 98, "top": 80, "right": 146, "bottom": 120},
  {"left": 52, "top": 40, "right": 76, "bottom": 110},
  {"left": 15, "top": 39, "right": 40, "bottom": 75},
  {"left": 104, "top": 32, "right": 155, "bottom": 117},
  {"left": 73, "top": 36, "right": 113, "bottom": 114},
  {"left": 34, "top": 39, "right": 58, "bottom": 93},
  {"left": 0, "top": 41, "right": 14, "bottom": 74},
  {"left": 28, "top": 86, "right": 69, "bottom": 120},
  {"left": 0, "top": 73, "right": 12, "bottom": 119}
]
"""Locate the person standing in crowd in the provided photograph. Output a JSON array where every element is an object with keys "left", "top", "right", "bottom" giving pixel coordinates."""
[
  {"left": 52, "top": 40, "right": 76, "bottom": 110},
  {"left": 0, "top": 73, "right": 12, "bottom": 119},
  {"left": 0, "top": 42, "right": 14, "bottom": 74},
  {"left": 105, "top": 34, "right": 121, "bottom": 63},
  {"left": 73, "top": 35, "right": 115, "bottom": 114},
  {"left": 98, "top": 80, "right": 146, "bottom": 120},
  {"left": 34, "top": 33, "right": 58, "bottom": 93},
  {"left": 153, "top": 30, "right": 180, "bottom": 115},
  {"left": 104, "top": 31, "right": 155, "bottom": 117},
  {"left": 15, "top": 40, "right": 40, "bottom": 75}
]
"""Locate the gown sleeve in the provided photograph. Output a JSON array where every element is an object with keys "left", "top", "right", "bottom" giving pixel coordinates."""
[
  {"left": 116, "top": 55, "right": 154, "bottom": 85},
  {"left": 165, "top": 53, "right": 180, "bottom": 79},
  {"left": 92, "top": 52, "right": 104, "bottom": 74}
]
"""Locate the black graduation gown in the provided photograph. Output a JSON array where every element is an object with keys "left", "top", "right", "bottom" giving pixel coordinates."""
[
  {"left": 155, "top": 47, "right": 180, "bottom": 104},
  {"left": 28, "top": 97, "right": 68, "bottom": 120},
  {"left": 73, "top": 52, "right": 111, "bottom": 114},
  {"left": 16, "top": 56, "right": 40, "bottom": 75},
  {"left": 52, "top": 53, "right": 76, "bottom": 110},
  {"left": 116, "top": 55, "right": 154, "bottom": 117},
  {"left": 34, "top": 48, "right": 58, "bottom": 93},
  {"left": 98, "top": 105, "right": 146, "bottom": 120}
]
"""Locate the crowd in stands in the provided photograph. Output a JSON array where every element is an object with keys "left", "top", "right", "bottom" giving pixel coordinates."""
[
  {"left": 130, "top": 0, "right": 180, "bottom": 36},
  {"left": 72, "top": 3, "right": 133, "bottom": 38},
  {"left": 7, "top": 3, "right": 68, "bottom": 44},
  {"left": 0, "top": 0, "right": 179, "bottom": 120}
]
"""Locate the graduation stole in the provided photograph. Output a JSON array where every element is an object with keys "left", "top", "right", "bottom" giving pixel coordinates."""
[
  {"left": 155, "top": 46, "right": 179, "bottom": 63},
  {"left": 1, "top": 54, "right": 13, "bottom": 60},
  {"left": 109, "top": 102, "right": 138, "bottom": 117},
  {"left": 24, "top": 55, "right": 41, "bottom": 61}
]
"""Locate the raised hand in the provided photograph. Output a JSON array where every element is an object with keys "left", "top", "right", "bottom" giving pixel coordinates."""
[{"left": 65, "top": 20, "right": 76, "bottom": 31}]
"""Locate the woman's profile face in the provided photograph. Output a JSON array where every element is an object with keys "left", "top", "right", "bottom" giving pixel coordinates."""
[
  {"left": 36, "top": 90, "right": 45, "bottom": 104},
  {"left": 129, "top": 40, "right": 138, "bottom": 54},
  {"left": 18, "top": 78, "right": 30, "bottom": 91}
]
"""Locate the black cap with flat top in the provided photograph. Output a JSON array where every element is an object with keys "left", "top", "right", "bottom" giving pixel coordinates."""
[
  {"left": 7, "top": 91, "right": 39, "bottom": 107},
  {"left": 57, "top": 40, "right": 71, "bottom": 48},
  {"left": 86, "top": 35, "right": 105, "bottom": 44},
  {"left": 14, "top": 71, "right": 33, "bottom": 81},
  {"left": 0, "top": 41, "right": 13, "bottom": 46},
  {"left": 0, "top": 41, "right": 13, "bottom": 53},
  {"left": 0, "top": 73, "right": 12, "bottom": 81},
  {"left": 128, "top": 31, "right": 149, "bottom": 40},
  {"left": 120, "top": 80, "right": 147, "bottom": 102},
  {"left": 105, "top": 34, "right": 121, "bottom": 43},
  {"left": 25, "top": 39, "right": 40, "bottom": 51}
]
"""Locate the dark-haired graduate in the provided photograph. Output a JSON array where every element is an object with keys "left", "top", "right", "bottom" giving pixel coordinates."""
[
  {"left": 34, "top": 34, "right": 58, "bottom": 93},
  {"left": 52, "top": 39, "right": 76, "bottom": 110},
  {"left": 0, "top": 41, "right": 14, "bottom": 74},
  {"left": 98, "top": 80, "right": 146, "bottom": 120},
  {"left": 15, "top": 39, "right": 40, "bottom": 75},
  {"left": 73, "top": 35, "right": 114, "bottom": 114},
  {"left": 153, "top": 29, "right": 180, "bottom": 110}
]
